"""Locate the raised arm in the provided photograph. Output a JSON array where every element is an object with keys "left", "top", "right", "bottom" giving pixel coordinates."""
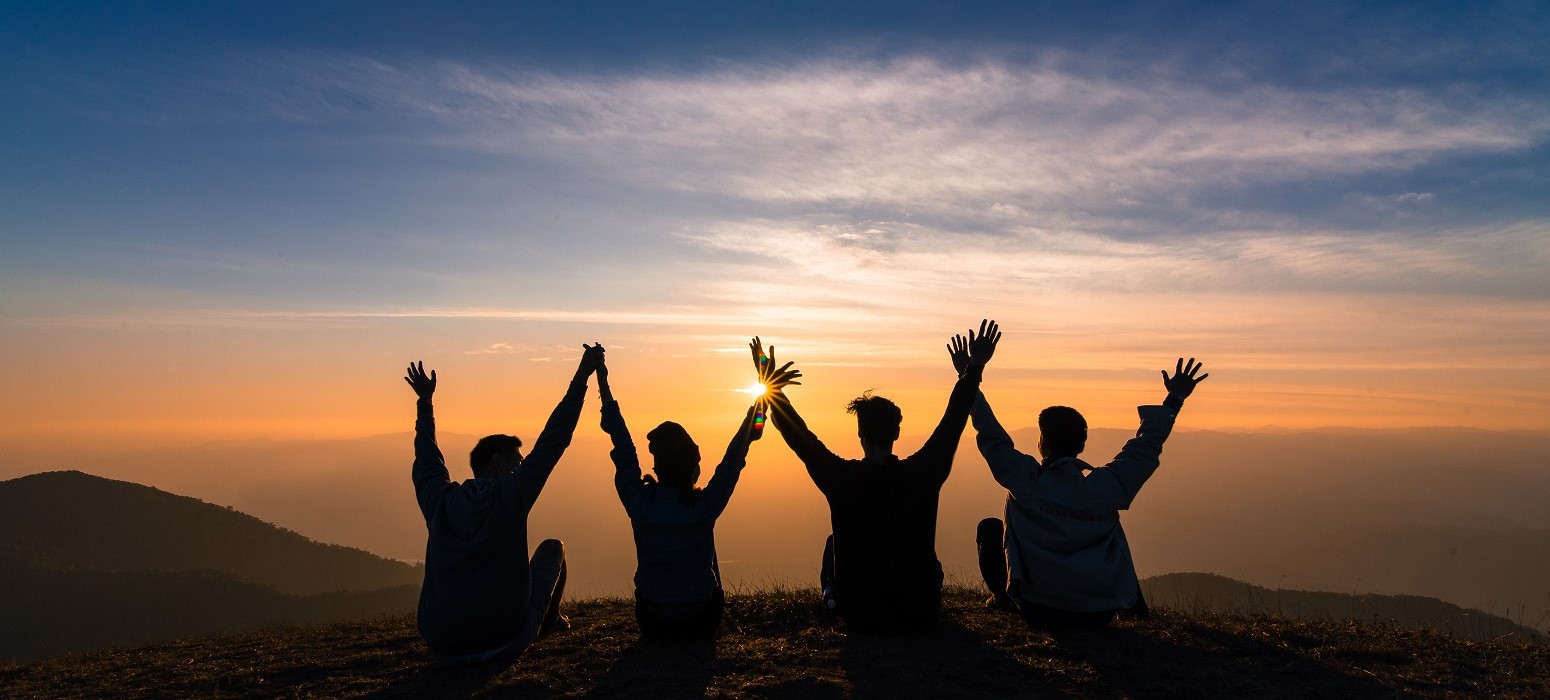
[
  {"left": 750, "top": 337, "right": 840, "bottom": 476},
  {"left": 913, "top": 319, "right": 1000, "bottom": 479},
  {"left": 502, "top": 343, "right": 604, "bottom": 506},
  {"left": 596, "top": 356, "right": 645, "bottom": 506},
  {"left": 405, "top": 361, "right": 450, "bottom": 520},
  {"left": 1084, "top": 358, "right": 1207, "bottom": 509},
  {"left": 699, "top": 403, "right": 762, "bottom": 519},
  {"left": 971, "top": 392, "right": 1040, "bottom": 495}
]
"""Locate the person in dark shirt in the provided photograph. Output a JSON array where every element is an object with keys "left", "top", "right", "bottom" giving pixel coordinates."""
[
  {"left": 596, "top": 353, "right": 801, "bottom": 639},
  {"left": 405, "top": 344, "right": 603, "bottom": 663},
  {"left": 751, "top": 321, "right": 1000, "bottom": 632}
]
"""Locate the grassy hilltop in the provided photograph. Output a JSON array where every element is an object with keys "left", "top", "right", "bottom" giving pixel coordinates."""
[{"left": 4, "top": 587, "right": 1546, "bottom": 699}]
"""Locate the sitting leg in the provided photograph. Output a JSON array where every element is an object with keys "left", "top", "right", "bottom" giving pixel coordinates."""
[
  {"left": 977, "top": 518, "right": 1017, "bottom": 610},
  {"left": 1118, "top": 586, "right": 1151, "bottom": 620},
  {"left": 819, "top": 533, "right": 837, "bottom": 610},
  {"left": 530, "top": 538, "right": 569, "bottom": 637}
]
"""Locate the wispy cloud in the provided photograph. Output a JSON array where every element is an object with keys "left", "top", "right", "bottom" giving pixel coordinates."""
[
  {"left": 683, "top": 217, "right": 1550, "bottom": 301},
  {"left": 18, "top": 50, "right": 1548, "bottom": 399},
  {"left": 464, "top": 342, "right": 516, "bottom": 355},
  {"left": 90, "top": 53, "right": 1550, "bottom": 231}
]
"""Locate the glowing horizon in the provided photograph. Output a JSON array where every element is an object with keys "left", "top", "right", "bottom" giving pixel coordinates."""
[{"left": 2, "top": 3, "right": 1548, "bottom": 449}]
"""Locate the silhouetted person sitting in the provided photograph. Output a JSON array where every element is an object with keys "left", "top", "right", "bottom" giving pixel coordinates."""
[
  {"left": 597, "top": 355, "right": 800, "bottom": 640},
  {"left": 968, "top": 356, "right": 1209, "bottom": 628},
  {"left": 404, "top": 345, "right": 603, "bottom": 663},
  {"left": 753, "top": 320, "right": 999, "bottom": 633}
]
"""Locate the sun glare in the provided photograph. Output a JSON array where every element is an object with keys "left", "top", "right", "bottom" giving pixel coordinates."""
[{"left": 742, "top": 382, "right": 770, "bottom": 397}]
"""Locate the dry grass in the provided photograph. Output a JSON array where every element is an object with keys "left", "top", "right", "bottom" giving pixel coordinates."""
[{"left": 4, "top": 586, "right": 1546, "bottom": 699}]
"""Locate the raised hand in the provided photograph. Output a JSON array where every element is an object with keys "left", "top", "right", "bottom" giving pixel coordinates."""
[
  {"left": 575, "top": 342, "right": 606, "bottom": 380},
  {"left": 1162, "top": 357, "right": 1209, "bottom": 398},
  {"left": 404, "top": 361, "right": 437, "bottom": 401},
  {"left": 596, "top": 350, "right": 614, "bottom": 403},
  {"left": 750, "top": 336, "right": 802, "bottom": 397},
  {"left": 766, "top": 361, "right": 803, "bottom": 392},
  {"left": 750, "top": 336, "right": 771, "bottom": 380},
  {"left": 968, "top": 319, "right": 1001, "bottom": 367},
  {"left": 947, "top": 333, "right": 970, "bottom": 376}
]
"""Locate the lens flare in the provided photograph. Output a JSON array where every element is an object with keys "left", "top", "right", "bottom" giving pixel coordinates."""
[{"left": 743, "top": 382, "right": 770, "bottom": 397}]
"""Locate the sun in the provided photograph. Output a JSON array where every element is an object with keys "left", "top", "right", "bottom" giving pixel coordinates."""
[{"left": 742, "top": 382, "right": 770, "bottom": 398}]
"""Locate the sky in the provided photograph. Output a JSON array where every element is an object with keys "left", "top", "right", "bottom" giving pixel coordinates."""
[{"left": 2, "top": 1, "right": 1549, "bottom": 451}]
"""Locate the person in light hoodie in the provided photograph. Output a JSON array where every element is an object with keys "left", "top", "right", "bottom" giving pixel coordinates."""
[{"left": 965, "top": 353, "right": 1209, "bottom": 627}]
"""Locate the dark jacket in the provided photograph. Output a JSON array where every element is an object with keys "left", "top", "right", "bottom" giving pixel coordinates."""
[
  {"left": 602, "top": 400, "right": 752, "bottom": 604},
  {"left": 411, "top": 381, "right": 586, "bottom": 656}
]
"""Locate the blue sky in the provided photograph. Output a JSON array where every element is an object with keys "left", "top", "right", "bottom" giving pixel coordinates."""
[{"left": 2, "top": 1, "right": 1548, "bottom": 438}]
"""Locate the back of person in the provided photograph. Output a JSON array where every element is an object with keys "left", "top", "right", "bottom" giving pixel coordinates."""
[
  {"left": 625, "top": 488, "right": 721, "bottom": 605},
  {"left": 418, "top": 481, "right": 535, "bottom": 655},
  {"left": 1002, "top": 455, "right": 1141, "bottom": 613},
  {"left": 755, "top": 323, "right": 998, "bottom": 633},
  {"left": 820, "top": 456, "right": 947, "bottom": 629},
  {"left": 405, "top": 350, "right": 599, "bottom": 661},
  {"left": 972, "top": 357, "right": 1208, "bottom": 626},
  {"left": 596, "top": 357, "right": 785, "bottom": 639}
]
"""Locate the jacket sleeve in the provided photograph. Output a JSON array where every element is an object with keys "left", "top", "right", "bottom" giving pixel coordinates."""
[
  {"left": 499, "top": 378, "right": 588, "bottom": 512},
  {"left": 1084, "top": 395, "right": 1182, "bottom": 510},
  {"left": 765, "top": 389, "right": 844, "bottom": 491},
  {"left": 700, "top": 409, "right": 755, "bottom": 520},
  {"left": 600, "top": 398, "right": 645, "bottom": 512},
  {"left": 911, "top": 364, "right": 984, "bottom": 483},
  {"left": 971, "top": 392, "right": 1039, "bottom": 497},
  {"left": 411, "top": 398, "right": 451, "bottom": 521}
]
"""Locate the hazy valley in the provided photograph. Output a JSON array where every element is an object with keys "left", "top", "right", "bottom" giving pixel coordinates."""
[{"left": 5, "top": 424, "right": 1547, "bottom": 651}]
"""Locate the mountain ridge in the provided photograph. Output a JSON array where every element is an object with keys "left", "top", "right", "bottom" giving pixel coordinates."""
[{"left": 0, "top": 471, "right": 424, "bottom": 662}]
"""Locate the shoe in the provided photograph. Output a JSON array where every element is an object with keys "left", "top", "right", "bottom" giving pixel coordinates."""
[
  {"left": 538, "top": 613, "right": 571, "bottom": 637},
  {"left": 985, "top": 594, "right": 1019, "bottom": 612}
]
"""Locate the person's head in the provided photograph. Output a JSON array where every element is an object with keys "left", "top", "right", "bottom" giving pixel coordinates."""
[
  {"left": 647, "top": 421, "right": 701, "bottom": 488},
  {"left": 470, "top": 434, "right": 523, "bottom": 479},
  {"left": 1037, "top": 406, "right": 1087, "bottom": 461},
  {"left": 847, "top": 391, "right": 902, "bottom": 448}
]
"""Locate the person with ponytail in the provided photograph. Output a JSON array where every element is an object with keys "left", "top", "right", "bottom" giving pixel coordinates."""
[{"left": 596, "top": 350, "right": 800, "bottom": 639}]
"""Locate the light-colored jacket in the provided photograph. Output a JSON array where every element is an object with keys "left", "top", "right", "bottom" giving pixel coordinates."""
[{"left": 972, "top": 393, "right": 1181, "bottom": 612}]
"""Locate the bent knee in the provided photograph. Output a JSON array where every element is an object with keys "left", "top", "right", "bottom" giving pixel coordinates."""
[
  {"left": 976, "top": 517, "right": 1004, "bottom": 543},
  {"left": 535, "top": 538, "right": 565, "bottom": 559}
]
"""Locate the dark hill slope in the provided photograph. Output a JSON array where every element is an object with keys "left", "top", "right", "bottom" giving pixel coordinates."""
[
  {"left": 1142, "top": 572, "right": 1541, "bottom": 641},
  {"left": 2, "top": 588, "right": 1545, "bottom": 699},
  {"left": 0, "top": 552, "right": 418, "bottom": 663},
  {"left": 0, "top": 471, "right": 424, "bottom": 663},
  {"left": 0, "top": 471, "right": 419, "bottom": 595}
]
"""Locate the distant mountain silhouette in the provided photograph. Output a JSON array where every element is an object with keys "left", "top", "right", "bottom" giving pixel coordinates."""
[
  {"left": 1141, "top": 572, "right": 1541, "bottom": 641},
  {"left": 0, "top": 471, "right": 420, "bottom": 595},
  {"left": 5, "top": 427, "right": 1547, "bottom": 632},
  {"left": 0, "top": 552, "right": 418, "bottom": 662},
  {"left": 0, "top": 471, "right": 422, "bottom": 662}
]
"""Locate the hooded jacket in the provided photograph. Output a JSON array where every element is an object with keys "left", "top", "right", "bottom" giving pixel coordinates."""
[
  {"left": 972, "top": 392, "right": 1182, "bottom": 612},
  {"left": 411, "top": 380, "right": 586, "bottom": 656}
]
